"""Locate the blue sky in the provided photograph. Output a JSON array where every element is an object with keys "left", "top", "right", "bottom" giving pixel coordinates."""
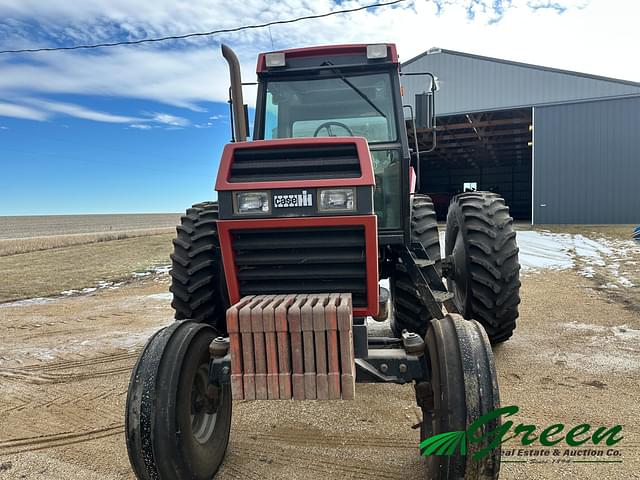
[
  {"left": 0, "top": 0, "right": 637, "bottom": 215},
  {"left": 0, "top": 99, "right": 232, "bottom": 214}
]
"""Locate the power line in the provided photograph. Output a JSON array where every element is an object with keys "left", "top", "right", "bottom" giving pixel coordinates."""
[{"left": 0, "top": 0, "right": 408, "bottom": 55}]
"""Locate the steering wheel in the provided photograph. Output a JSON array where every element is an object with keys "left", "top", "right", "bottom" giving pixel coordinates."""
[{"left": 313, "top": 121, "right": 355, "bottom": 137}]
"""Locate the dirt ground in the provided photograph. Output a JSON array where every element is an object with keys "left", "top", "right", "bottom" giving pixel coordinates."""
[{"left": 1, "top": 263, "right": 638, "bottom": 479}]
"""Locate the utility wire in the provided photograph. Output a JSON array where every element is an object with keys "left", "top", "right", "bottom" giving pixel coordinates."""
[{"left": 0, "top": 0, "right": 407, "bottom": 55}]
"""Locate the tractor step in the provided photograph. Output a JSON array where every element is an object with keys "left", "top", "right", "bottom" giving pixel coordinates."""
[
  {"left": 226, "top": 293, "right": 356, "bottom": 401},
  {"left": 413, "top": 258, "right": 435, "bottom": 268},
  {"left": 432, "top": 290, "right": 454, "bottom": 303}
]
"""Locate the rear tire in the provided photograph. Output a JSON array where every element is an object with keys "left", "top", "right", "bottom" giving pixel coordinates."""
[
  {"left": 391, "top": 194, "right": 441, "bottom": 338},
  {"left": 125, "top": 321, "right": 232, "bottom": 480},
  {"left": 444, "top": 192, "right": 520, "bottom": 343},
  {"left": 419, "top": 314, "right": 500, "bottom": 480},
  {"left": 170, "top": 202, "right": 228, "bottom": 333}
]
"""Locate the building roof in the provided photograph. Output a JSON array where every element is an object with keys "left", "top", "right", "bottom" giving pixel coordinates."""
[{"left": 401, "top": 48, "right": 640, "bottom": 116}]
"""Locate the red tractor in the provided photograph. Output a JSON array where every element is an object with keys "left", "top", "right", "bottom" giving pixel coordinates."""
[{"left": 125, "top": 43, "right": 520, "bottom": 480}]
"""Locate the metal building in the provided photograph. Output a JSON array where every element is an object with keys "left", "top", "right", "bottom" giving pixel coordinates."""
[{"left": 401, "top": 48, "right": 640, "bottom": 224}]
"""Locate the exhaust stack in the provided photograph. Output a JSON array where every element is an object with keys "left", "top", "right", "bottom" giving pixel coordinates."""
[{"left": 221, "top": 43, "right": 248, "bottom": 142}]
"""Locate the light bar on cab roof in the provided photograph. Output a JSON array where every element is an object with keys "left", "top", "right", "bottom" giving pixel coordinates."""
[
  {"left": 265, "top": 52, "right": 286, "bottom": 68},
  {"left": 366, "top": 44, "right": 388, "bottom": 59}
]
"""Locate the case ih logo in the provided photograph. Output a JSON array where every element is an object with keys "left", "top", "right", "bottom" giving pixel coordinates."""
[{"left": 273, "top": 191, "right": 313, "bottom": 208}]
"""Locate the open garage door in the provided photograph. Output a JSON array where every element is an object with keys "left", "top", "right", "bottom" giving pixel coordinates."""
[{"left": 409, "top": 108, "right": 533, "bottom": 221}]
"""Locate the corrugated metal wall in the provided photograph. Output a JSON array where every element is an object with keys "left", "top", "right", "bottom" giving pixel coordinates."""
[
  {"left": 401, "top": 50, "right": 640, "bottom": 116},
  {"left": 533, "top": 96, "right": 640, "bottom": 224}
]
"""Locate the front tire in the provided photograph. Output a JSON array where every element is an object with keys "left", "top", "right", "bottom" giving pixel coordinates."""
[
  {"left": 125, "top": 321, "right": 232, "bottom": 480},
  {"left": 444, "top": 192, "right": 521, "bottom": 343},
  {"left": 419, "top": 314, "right": 500, "bottom": 480}
]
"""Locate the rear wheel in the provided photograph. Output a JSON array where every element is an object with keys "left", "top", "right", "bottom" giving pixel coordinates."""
[
  {"left": 391, "top": 194, "right": 441, "bottom": 338},
  {"left": 418, "top": 314, "right": 500, "bottom": 480},
  {"left": 444, "top": 192, "right": 520, "bottom": 343},
  {"left": 125, "top": 321, "right": 232, "bottom": 480},
  {"left": 170, "top": 202, "right": 228, "bottom": 332}
]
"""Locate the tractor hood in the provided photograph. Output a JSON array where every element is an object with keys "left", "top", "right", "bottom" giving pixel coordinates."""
[{"left": 215, "top": 137, "right": 374, "bottom": 192}]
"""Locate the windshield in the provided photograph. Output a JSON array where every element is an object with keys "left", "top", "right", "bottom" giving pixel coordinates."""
[{"left": 263, "top": 73, "right": 397, "bottom": 143}]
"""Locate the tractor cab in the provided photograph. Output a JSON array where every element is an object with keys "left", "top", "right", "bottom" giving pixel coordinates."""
[{"left": 252, "top": 44, "right": 408, "bottom": 235}]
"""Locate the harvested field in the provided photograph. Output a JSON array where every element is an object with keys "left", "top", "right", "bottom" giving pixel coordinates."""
[
  {"left": 0, "top": 213, "right": 180, "bottom": 239},
  {"left": 0, "top": 226, "right": 638, "bottom": 479},
  {"left": 0, "top": 234, "right": 174, "bottom": 303},
  {"left": 0, "top": 214, "right": 179, "bottom": 302},
  {"left": 0, "top": 229, "right": 173, "bottom": 257}
]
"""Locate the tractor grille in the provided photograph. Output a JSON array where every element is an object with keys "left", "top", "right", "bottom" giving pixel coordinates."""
[
  {"left": 229, "top": 144, "right": 362, "bottom": 182},
  {"left": 231, "top": 226, "right": 367, "bottom": 307}
]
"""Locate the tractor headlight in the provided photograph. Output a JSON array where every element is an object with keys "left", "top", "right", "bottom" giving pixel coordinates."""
[
  {"left": 265, "top": 51, "right": 286, "bottom": 68},
  {"left": 318, "top": 188, "right": 355, "bottom": 212},
  {"left": 366, "top": 44, "right": 388, "bottom": 59},
  {"left": 234, "top": 191, "right": 270, "bottom": 214}
]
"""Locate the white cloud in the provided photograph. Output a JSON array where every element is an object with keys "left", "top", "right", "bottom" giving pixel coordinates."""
[
  {"left": 150, "top": 112, "right": 190, "bottom": 127},
  {"left": 0, "top": 47, "right": 236, "bottom": 109},
  {"left": 0, "top": 101, "right": 49, "bottom": 120},
  {"left": 0, "top": 0, "right": 638, "bottom": 124},
  {"left": 0, "top": 96, "right": 195, "bottom": 127},
  {"left": 21, "top": 98, "right": 141, "bottom": 123},
  {"left": 0, "top": 125, "right": 8, "bottom": 129}
]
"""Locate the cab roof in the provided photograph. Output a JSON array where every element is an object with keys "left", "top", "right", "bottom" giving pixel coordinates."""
[{"left": 256, "top": 43, "right": 398, "bottom": 74}]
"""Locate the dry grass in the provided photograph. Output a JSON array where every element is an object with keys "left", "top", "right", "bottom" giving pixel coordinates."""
[
  {"left": 0, "top": 228, "right": 174, "bottom": 257},
  {"left": 0, "top": 233, "right": 175, "bottom": 303}
]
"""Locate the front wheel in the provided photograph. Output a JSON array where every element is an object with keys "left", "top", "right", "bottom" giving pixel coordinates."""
[
  {"left": 419, "top": 314, "right": 501, "bottom": 480},
  {"left": 125, "top": 321, "right": 232, "bottom": 479}
]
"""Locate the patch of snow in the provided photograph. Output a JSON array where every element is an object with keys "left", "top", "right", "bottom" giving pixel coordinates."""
[
  {"left": 514, "top": 231, "right": 638, "bottom": 279},
  {"left": 131, "top": 265, "right": 170, "bottom": 277},
  {"left": 562, "top": 322, "right": 640, "bottom": 342},
  {"left": 561, "top": 321, "right": 607, "bottom": 333},
  {"left": 580, "top": 266, "right": 595, "bottom": 278},
  {"left": 515, "top": 231, "right": 574, "bottom": 271},
  {"left": 612, "top": 325, "right": 640, "bottom": 339},
  {"left": 607, "top": 263, "right": 620, "bottom": 278},
  {"left": 572, "top": 234, "right": 613, "bottom": 264},
  {"left": 618, "top": 276, "right": 635, "bottom": 288},
  {"left": 104, "top": 326, "right": 167, "bottom": 350},
  {"left": 0, "top": 297, "right": 53, "bottom": 308},
  {"left": 563, "top": 351, "right": 640, "bottom": 373},
  {"left": 147, "top": 293, "right": 173, "bottom": 301},
  {"left": 29, "top": 349, "right": 59, "bottom": 361},
  {"left": 555, "top": 322, "right": 640, "bottom": 373}
]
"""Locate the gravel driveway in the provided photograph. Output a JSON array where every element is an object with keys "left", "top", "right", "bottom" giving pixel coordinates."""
[{"left": 0, "top": 254, "right": 638, "bottom": 479}]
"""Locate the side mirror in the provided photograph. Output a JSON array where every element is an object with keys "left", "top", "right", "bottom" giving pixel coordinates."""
[{"left": 415, "top": 92, "right": 433, "bottom": 130}]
